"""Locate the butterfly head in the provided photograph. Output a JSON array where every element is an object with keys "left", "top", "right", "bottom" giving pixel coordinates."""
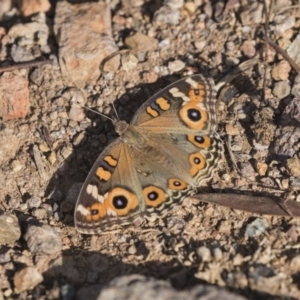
[{"left": 114, "top": 120, "right": 129, "bottom": 137}]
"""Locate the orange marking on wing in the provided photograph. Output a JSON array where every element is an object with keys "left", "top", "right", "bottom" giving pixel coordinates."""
[
  {"left": 188, "top": 84, "right": 206, "bottom": 102},
  {"left": 143, "top": 185, "right": 166, "bottom": 207},
  {"left": 189, "top": 166, "right": 198, "bottom": 177},
  {"left": 106, "top": 187, "right": 138, "bottom": 216},
  {"left": 179, "top": 102, "right": 207, "bottom": 130},
  {"left": 146, "top": 106, "right": 159, "bottom": 117},
  {"left": 187, "top": 135, "right": 211, "bottom": 148},
  {"left": 168, "top": 178, "right": 187, "bottom": 190},
  {"left": 156, "top": 97, "right": 170, "bottom": 111},
  {"left": 96, "top": 167, "right": 111, "bottom": 181},
  {"left": 104, "top": 155, "right": 118, "bottom": 167},
  {"left": 86, "top": 203, "right": 106, "bottom": 221}
]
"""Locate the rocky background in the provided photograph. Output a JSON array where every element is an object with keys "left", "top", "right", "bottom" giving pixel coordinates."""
[{"left": 0, "top": 0, "right": 300, "bottom": 299}]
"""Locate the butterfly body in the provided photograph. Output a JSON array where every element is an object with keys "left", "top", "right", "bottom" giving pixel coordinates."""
[{"left": 75, "top": 75, "right": 223, "bottom": 234}]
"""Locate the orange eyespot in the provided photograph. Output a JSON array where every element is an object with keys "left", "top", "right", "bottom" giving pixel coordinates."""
[
  {"left": 143, "top": 186, "right": 166, "bottom": 207},
  {"left": 187, "top": 135, "right": 211, "bottom": 148},
  {"left": 106, "top": 187, "right": 139, "bottom": 216},
  {"left": 179, "top": 102, "right": 207, "bottom": 130},
  {"left": 189, "top": 152, "right": 206, "bottom": 177},
  {"left": 168, "top": 178, "right": 187, "bottom": 190}
]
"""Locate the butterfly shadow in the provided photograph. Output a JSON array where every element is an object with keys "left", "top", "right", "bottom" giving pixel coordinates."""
[{"left": 41, "top": 241, "right": 298, "bottom": 300}]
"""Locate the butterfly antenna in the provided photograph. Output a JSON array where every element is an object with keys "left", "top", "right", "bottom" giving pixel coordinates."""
[
  {"left": 102, "top": 76, "right": 120, "bottom": 121},
  {"left": 111, "top": 102, "right": 120, "bottom": 121},
  {"left": 82, "top": 105, "right": 114, "bottom": 122}
]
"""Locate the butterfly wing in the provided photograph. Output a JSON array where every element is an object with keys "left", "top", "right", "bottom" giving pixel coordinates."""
[
  {"left": 125, "top": 74, "right": 223, "bottom": 220},
  {"left": 126, "top": 131, "right": 222, "bottom": 220},
  {"left": 75, "top": 139, "right": 146, "bottom": 234},
  {"left": 131, "top": 74, "right": 218, "bottom": 134},
  {"left": 131, "top": 74, "right": 223, "bottom": 187}
]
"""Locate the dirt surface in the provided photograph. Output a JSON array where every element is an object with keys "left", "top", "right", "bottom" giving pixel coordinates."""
[{"left": 1, "top": 0, "right": 300, "bottom": 299}]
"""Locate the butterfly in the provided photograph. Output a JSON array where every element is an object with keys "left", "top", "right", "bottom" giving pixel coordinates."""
[{"left": 74, "top": 74, "right": 224, "bottom": 234}]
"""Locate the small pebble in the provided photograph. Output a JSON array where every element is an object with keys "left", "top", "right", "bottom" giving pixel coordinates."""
[
  {"left": 197, "top": 246, "right": 211, "bottom": 262},
  {"left": 194, "top": 40, "right": 206, "bottom": 51},
  {"left": 272, "top": 81, "right": 291, "bottom": 100},
  {"left": 10, "top": 160, "right": 23, "bottom": 172},
  {"left": 0, "top": 213, "right": 21, "bottom": 246},
  {"left": 240, "top": 2, "right": 263, "bottom": 25},
  {"left": 154, "top": 6, "right": 180, "bottom": 25},
  {"left": 121, "top": 54, "right": 138, "bottom": 72},
  {"left": 32, "top": 208, "right": 47, "bottom": 219},
  {"left": 48, "top": 151, "right": 57, "bottom": 165},
  {"left": 39, "top": 143, "right": 50, "bottom": 152},
  {"left": 240, "top": 40, "right": 256, "bottom": 58},
  {"left": 233, "top": 254, "right": 244, "bottom": 266},
  {"left": 245, "top": 218, "right": 269, "bottom": 237},
  {"left": 66, "top": 183, "right": 83, "bottom": 205},
  {"left": 73, "top": 132, "right": 86, "bottom": 146},
  {"left": 128, "top": 245, "right": 137, "bottom": 255},
  {"left": 286, "top": 157, "right": 300, "bottom": 177},
  {"left": 274, "top": 15, "right": 295, "bottom": 35},
  {"left": 24, "top": 224, "right": 62, "bottom": 255},
  {"left": 226, "top": 41, "right": 235, "bottom": 51},
  {"left": 184, "top": 1, "right": 196, "bottom": 14},
  {"left": 60, "top": 145, "right": 73, "bottom": 159},
  {"left": 213, "top": 248, "right": 223, "bottom": 261},
  {"left": 168, "top": 59, "right": 186, "bottom": 73},
  {"left": 165, "top": 0, "right": 184, "bottom": 10},
  {"left": 287, "top": 33, "right": 300, "bottom": 64},
  {"left": 256, "top": 162, "right": 268, "bottom": 176},
  {"left": 14, "top": 267, "right": 43, "bottom": 293},
  {"left": 271, "top": 60, "right": 291, "bottom": 81},
  {"left": 27, "top": 196, "right": 42, "bottom": 208},
  {"left": 69, "top": 106, "right": 85, "bottom": 122},
  {"left": 225, "top": 124, "right": 239, "bottom": 135}
]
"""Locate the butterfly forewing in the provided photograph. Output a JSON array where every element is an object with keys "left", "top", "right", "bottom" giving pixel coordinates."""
[{"left": 131, "top": 74, "right": 218, "bottom": 134}]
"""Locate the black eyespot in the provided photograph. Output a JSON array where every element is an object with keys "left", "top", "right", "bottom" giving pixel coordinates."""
[
  {"left": 174, "top": 181, "right": 181, "bottom": 186},
  {"left": 187, "top": 108, "right": 201, "bottom": 121},
  {"left": 194, "top": 89, "right": 199, "bottom": 95},
  {"left": 194, "top": 157, "right": 201, "bottom": 164},
  {"left": 194, "top": 136, "right": 204, "bottom": 143},
  {"left": 91, "top": 209, "right": 99, "bottom": 215},
  {"left": 147, "top": 191, "right": 158, "bottom": 201},
  {"left": 113, "top": 195, "right": 128, "bottom": 209}
]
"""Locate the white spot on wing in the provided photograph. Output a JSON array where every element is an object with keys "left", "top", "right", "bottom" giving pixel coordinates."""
[
  {"left": 197, "top": 102, "right": 206, "bottom": 111},
  {"left": 76, "top": 204, "right": 90, "bottom": 216},
  {"left": 169, "top": 87, "right": 190, "bottom": 102},
  {"left": 86, "top": 184, "right": 93, "bottom": 195},
  {"left": 97, "top": 192, "right": 108, "bottom": 203},
  {"left": 185, "top": 77, "right": 198, "bottom": 88},
  {"left": 107, "top": 208, "right": 117, "bottom": 216},
  {"left": 87, "top": 184, "right": 102, "bottom": 202},
  {"left": 97, "top": 194, "right": 104, "bottom": 203}
]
